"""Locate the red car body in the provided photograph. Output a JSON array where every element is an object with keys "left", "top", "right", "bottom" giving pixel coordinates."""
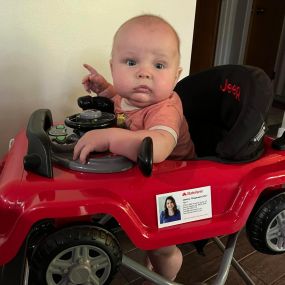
[{"left": 1, "top": 128, "right": 285, "bottom": 267}]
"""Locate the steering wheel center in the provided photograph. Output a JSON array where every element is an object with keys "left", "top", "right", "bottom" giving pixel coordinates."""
[
  {"left": 79, "top": 109, "right": 102, "bottom": 120},
  {"left": 65, "top": 109, "right": 116, "bottom": 132}
]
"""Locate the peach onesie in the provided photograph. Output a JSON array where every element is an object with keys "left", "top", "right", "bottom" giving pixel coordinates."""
[{"left": 113, "top": 91, "right": 195, "bottom": 160}]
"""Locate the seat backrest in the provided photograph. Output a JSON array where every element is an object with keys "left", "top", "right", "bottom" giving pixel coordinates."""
[{"left": 174, "top": 65, "right": 273, "bottom": 161}]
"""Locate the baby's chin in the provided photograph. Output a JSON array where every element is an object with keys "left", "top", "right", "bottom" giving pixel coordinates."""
[
  {"left": 123, "top": 94, "right": 155, "bottom": 108},
  {"left": 126, "top": 98, "right": 152, "bottom": 108}
]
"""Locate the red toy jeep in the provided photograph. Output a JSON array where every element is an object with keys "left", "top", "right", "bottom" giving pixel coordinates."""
[{"left": 1, "top": 65, "right": 285, "bottom": 285}]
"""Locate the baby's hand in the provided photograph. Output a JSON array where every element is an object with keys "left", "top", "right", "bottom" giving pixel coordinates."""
[
  {"left": 73, "top": 129, "right": 111, "bottom": 164},
  {"left": 82, "top": 64, "right": 110, "bottom": 95}
]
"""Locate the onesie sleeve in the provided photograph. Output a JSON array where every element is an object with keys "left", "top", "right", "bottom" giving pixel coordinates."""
[{"left": 144, "top": 93, "right": 184, "bottom": 142}]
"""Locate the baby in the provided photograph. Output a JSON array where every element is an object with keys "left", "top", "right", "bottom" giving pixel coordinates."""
[
  {"left": 74, "top": 14, "right": 195, "bottom": 164},
  {"left": 74, "top": 14, "right": 195, "bottom": 283}
]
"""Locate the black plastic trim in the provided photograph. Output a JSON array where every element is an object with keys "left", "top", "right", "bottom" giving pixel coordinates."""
[{"left": 23, "top": 109, "right": 53, "bottom": 178}]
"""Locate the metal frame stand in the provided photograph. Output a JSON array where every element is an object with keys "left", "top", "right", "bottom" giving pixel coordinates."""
[
  {"left": 122, "top": 255, "right": 182, "bottom": 285},
  {"left": 277, "top": 112, "right": 285, "bottom": 138},
  {"left": 212, "top": 232, "right": 255, "bottom": 285},
  {"left": 122, "top": 231, "right": 255, "bottom": 285}
]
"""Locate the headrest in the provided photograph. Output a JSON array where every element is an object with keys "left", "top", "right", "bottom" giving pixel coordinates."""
[{"left": 174, "top": 65, "right": 273, "bottom": 161}]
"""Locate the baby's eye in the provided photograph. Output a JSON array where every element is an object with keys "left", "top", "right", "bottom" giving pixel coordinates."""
[
  {"left": 155, "top": 63, "right": 165, "bottom": 69},
  {"left": 126, "top": 59, "right": 136, "bottom": 66}
]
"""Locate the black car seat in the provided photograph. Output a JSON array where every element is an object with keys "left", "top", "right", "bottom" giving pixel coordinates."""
[{"left": 174, "top": 64, "right": 274, "bottom": 162}]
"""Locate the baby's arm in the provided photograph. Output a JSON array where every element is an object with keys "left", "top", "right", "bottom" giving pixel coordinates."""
[
  {"left": 73, "top": 128, "right": 176, "bottom": 164},
  {"left": 82, "top": 64, "right": 116, "bottom": 98}
]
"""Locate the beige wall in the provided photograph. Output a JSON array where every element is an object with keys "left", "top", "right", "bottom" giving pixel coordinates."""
[{"left": 0, "top": 0, "right": 196, "bottom": 158}]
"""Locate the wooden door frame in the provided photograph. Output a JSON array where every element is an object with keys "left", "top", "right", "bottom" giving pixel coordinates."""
[{"left": 275, "top": 20, "right": 285, "bottom": 96}]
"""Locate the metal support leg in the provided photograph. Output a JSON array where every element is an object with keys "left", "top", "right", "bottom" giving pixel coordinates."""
[
  {"left": 122, "top": 255, "right": 183, "bottom": 285},
  {"left": 212, "top": 232, "right": 255, "bottom": 285},
  {"left": 121, "top": 231, "right": 254, "bottom": 285},
  {"left": 277, "top": 111, "right": 285, "bottom": 137},
  {"left": 211, "top": 232, "right": 239, "bottom": 285}
]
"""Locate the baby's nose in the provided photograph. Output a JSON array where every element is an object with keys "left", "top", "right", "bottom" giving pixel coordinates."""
[
  {"left": 138, "top": 73, "right": 151, "bottom": 79},
  {"left": 137, "top": 68, "right": 152, "bottom": 79}
]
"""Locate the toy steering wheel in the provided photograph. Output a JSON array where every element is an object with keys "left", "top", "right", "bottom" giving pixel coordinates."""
[{"left": 65, "top": 109, "right": 116, "bottom": 132}]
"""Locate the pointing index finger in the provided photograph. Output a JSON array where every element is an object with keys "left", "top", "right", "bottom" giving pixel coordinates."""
[{"left": 83, "top": 63, "right": 98, "bottom": 75}]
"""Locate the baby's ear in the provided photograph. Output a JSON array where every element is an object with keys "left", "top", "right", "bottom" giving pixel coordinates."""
[
  {"left": 175, "top": 67, "right": 183, "bottom": 83},
  {"left": 175, "top": 67, "right": 182, "bottom": 84}
]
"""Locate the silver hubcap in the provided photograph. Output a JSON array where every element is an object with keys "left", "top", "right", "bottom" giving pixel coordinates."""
[
  {"left": 46, "top": 245, "right": 112, "bottom": 285},
  {"left": 266, "top": 210, "right": 285, "bottom": 252}
]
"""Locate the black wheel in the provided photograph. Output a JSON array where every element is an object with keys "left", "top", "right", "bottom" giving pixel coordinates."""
[
  {"left": 246, "top": 192, "right": 285, "bottom": 254},
  {"left": 29, "top": 225, "right": 122, "bottom": 285}
]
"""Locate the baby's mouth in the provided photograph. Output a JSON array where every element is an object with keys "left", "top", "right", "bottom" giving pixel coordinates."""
[{"left": 133, "top": 85, "right": 151, "bottom": 94}]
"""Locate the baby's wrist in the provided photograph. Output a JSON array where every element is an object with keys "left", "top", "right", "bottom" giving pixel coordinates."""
[{"left": 98, "top": 84, "right": 115, "bottom": 98}]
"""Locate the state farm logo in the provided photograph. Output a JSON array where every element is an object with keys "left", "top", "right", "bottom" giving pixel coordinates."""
[
  {"left": 220, "top": 79, "right": 240, "bottom": 101},
  {"left": 182, "top": 190, "right": 203, "bottom": 196}
]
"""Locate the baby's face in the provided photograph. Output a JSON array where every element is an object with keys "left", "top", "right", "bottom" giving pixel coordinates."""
[{"left": 110, "top": 21, "right": 182, "bottom": 108}]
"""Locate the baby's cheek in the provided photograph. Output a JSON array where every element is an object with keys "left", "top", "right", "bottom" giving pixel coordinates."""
[
  {"left": 115, "top": 80, "right": 132, "bottom": 95},
  {"left": 159, "top": 76, "right": 176, "bottom": 89},
  {"left": 156, "top": 83, "right": 175, "bottom": 98}
]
